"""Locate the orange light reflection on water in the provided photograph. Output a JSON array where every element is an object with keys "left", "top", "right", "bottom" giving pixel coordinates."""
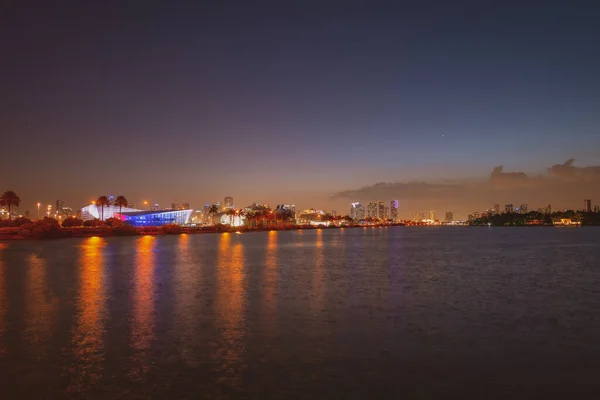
[
  {"left": 0, "top": 244, "right": 6, "bottom": 354},
  {"left": 70, "top": 236, "right": 107, "bottom": 393},
  {"left": 174, "top": 233, "right": 198, "bottom": 365},
  {"left": 312, "top": 229, "right": 326, "bottom": 321},
  {"left": 214, "top": 232, "right": 246, "bottom": 390},
  {"left": 130, "top": 235, "right": 156, "bottom": 381},
  {"left": 263, "top": 230, "right": 278, "bottom": 328}
]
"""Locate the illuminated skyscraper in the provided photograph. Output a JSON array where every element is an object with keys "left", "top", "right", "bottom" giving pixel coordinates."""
[
  {"left": 390, "top": 200, "right": 399, "bottom": 221},
  {"left": 505, "top": 204, "right": 514, "bottom": 213},
  {"left": 445, "top": 211, "right": 453, "bottom": 222},
  {"left": 224, "top": 196, "right": 234, "bottom": 209},
  {"left": 367, "top": 202, "right": 377, "bottom": 218},
  {"left": 56, "top": 200, "right": 64, "bottom": 211},
  {"left": 171, "top": 203, "right": 179, "bottom": 210},
  {"left": 384, "top": 206, "right": 389, "bottom": 220},
  {"left": 182, "top": 203, "right": 190, "bottom": 210},
  {"left": 584, "top": 199, "right": 592, "bottom": 212},
  {"left": 377, "top": 201, "right": 384, "bottom": 219},
  {"left": 429, "top": 209, "right": 436, "bottom": 221},
  {"left": 350, "top": 202, "right": 364, "bottom": 221}
]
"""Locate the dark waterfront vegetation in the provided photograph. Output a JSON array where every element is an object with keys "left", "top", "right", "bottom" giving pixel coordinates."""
[{"left": 468, "top": 211, "right": 600, "bottom": 226}]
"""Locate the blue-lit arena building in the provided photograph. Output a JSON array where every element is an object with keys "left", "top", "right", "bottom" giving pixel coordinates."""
[{"left": 117, "top": 209, "right": 193, "bottom": 227}]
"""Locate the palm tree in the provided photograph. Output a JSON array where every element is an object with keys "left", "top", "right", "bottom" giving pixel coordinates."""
[
  {"left": 0, "top": 191, "right": 21, "bottom": 220},
  {"left": 226, "top": 208, "right": 240, "bottom": 227},
  {"left": 114, "top": 195, "right": 128, "bottom": 216},
  {"left": 208, "top": 204, "right": 220, "bottom": 225},
  {"left": 96, "top": 196, "right": 111, "bottom": 221}
]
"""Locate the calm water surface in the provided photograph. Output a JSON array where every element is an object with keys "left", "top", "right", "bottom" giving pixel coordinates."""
[{"left": 1, "top": 227, "right": 600, "bottom": 399}]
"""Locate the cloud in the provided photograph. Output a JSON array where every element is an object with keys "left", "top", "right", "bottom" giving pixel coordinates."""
[
  {"left": 549, "top": 159, "right": 600, "bottom": 180},
  {"left": 330, "top": 159, "right": 600, "bottom": 217},
  {"left": 331, "top": 181, "right": 465, "bottom": 201}
]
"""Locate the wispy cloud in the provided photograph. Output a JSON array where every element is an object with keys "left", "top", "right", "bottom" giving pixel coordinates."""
[{"left": 331, "top": 159, "right": 600, "bottom": 217}]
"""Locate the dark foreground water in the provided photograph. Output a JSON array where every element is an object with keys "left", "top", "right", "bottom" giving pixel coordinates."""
[{"left": 1, "top": 227, "right": 600, "bottom": 399}]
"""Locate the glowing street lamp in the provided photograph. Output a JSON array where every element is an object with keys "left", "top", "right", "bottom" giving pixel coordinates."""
[{"left": 37, "top": 202, "right": 41, "bottom": 220}]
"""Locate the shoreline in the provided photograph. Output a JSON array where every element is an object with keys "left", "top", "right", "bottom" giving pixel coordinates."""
[
  {"left": 1, "top": 222, "right": 595, "bottom": 241},
  {"left": 0, "top": 223, "right": 404, "bottom": 241}
]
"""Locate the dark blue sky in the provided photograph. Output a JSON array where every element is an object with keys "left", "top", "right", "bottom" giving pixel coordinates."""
[{"left": 3, "top": 1, "right": 600, "bottom": 216}]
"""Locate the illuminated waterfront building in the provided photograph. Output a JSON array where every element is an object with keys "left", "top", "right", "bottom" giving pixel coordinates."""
[
  {"left": 445, "top": 211, "right": 453, "bottom": 222},
  {"left": 377, "top": 201, "right": 384, "bottom": 219},
  {"left": 171, "top": 203, "right": 179, "bottom": 210},
  {"left": 584, "top": 199, "right": 592, "bottom": 212},
  {"left": 384, "top": 206, "right": 389, "bottom": 220},
  {"left": 297, "top": 209, "right": 329, "bottom": 226},
  {"left": 224, "top": 196, "right": 234, "bottom": 210},
  {"left": 117, "top": 209, "right": 193, "bottom": 227},
  {"left": 81, "top": 203, "right": 141, "bottom": 221},
  {"left": 367, "top": 202, "right": 377, "bottom": 218},
  {"left": 350, "top": 202, "right": 365, "bottom": 221},
  {"left": 390, "top": 200, "right": 399, "bottom": 221},
  {"left": 429, "top": 210, "right": 436, "bottom": 221}
]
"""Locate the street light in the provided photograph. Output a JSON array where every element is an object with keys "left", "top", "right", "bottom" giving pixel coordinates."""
[{"left": 37, "top": 202, "right": 41, "bottom": 220}]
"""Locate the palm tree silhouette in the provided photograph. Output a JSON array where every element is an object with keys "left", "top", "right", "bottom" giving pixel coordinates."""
[
  {"left": 96, "top": 196, "right": 111, "bottom": 221},
  {"left": 208, "top": 204, "right": 220, "bottom": 225},
  {"left": 226, "top": 208, "right": 237, "bottom": 227},
  {"left": 0, "top": 191, "right": 21, "bottom": 220},
  {"left": 114, "top": 195, "right": 128, "bottom": 216}
]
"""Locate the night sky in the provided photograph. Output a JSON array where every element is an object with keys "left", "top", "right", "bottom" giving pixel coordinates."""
[{"left": 3, "top": 1, "right": 600, "bottom": 218}]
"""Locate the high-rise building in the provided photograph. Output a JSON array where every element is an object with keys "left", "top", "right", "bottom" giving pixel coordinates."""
[
  {"left": 505, "top": 204, "right": 514, "bottom": 213},
  {"left": 493, "top": 204, "right": 500, "bottom": 214},
  {"left": 595, "top": 205, "right": 600, "bottom": 213},
  {"left": 445, "top": 211, "right": 453, "bottom": 222},
  {"left": 350, "top": 203, "right": 364, "bottom": 221},
  {"left": 584, "top": 199, "right": 592, "bottom": 212},
  {"left": 367, "top": 202, "right": 377, "bottom": 219},
  {"left": 153, "top": 204, "right": 159, "bottom": 211},
  {"left": 331, "top": 210, "right": 337, "bottom": 217},
  {"left": 390, "top": 200, "right": 399, "bottom": 221},
  {"left": 384, "top": 206, "right": 389, "bottom": 220},
  {"left": 224, "top": 196, "right": 234, "bottom": 210},
  {"left": 182, "top": 203, "right": 190, "bottom": 210},
  {"left": 429, "top": 210, "right": 436, "bottom": 221},
  {"left": 171, "top": 203, "right": 178, "bottom": 210},
  {"left": 519, "top": 204, "right": 528, "bottom": 214},
  {"left": 377, "top": 201, "right": 384, "bottom": 219},
  {"left": 413, "top": 212, "right": 426, "bottom": 222},
  {"left": 56, "top": 200, "right": 64, "bottom": 211}
]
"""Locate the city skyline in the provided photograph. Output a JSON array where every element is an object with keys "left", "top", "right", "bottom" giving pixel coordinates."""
[{"left": 2, "top": 2, "right": 600, "bottom": 219}]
